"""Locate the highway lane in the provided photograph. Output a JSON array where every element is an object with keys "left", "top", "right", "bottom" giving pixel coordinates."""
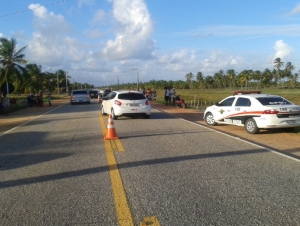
[{"left": 1, "top": 99, "right": 300, "bottom": 225}]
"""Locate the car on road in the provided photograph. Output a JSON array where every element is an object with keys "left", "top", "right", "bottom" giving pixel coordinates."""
[
  {"left": 101, "top": 90, "right": 151, "bottom": 119},
  {"left": 88, "top": 90, "right": 98, "bottom": 99},
  {"left": 203, "top": 91, "right": 300, "bottom": 134},
  {"left": 70, "top": 90, "right": 90, "bottom": 105},
  {"left": 99, "top": 89, "right": 111, "bottom": 98}
]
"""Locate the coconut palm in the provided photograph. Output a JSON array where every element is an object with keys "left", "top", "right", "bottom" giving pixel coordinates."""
[
  {"left": 273, "top": 57, "right": 284, "bottom": 88},
  {"left": 0, "top": 38, "right": 27, "bottom": 98},
  {"left": 25, "top": 64, "right": 48, "bottom": 93},
  {"left": 226, "top": 69, "right": 236, "bottom": 89}
]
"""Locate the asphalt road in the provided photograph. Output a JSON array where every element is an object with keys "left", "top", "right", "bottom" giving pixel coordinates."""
[{"left": 1, "top": 99, "right": 300, "bottom": 226}]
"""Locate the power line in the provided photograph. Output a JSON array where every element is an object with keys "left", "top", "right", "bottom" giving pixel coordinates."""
[{"left": 0, "top": 0, "right": 69, "bottom": 18}]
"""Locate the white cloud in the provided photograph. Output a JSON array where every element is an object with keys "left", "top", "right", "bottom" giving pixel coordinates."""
[
  {"left": 26, "top": 4, "right": 77, "bottom": 67},
  {"left": 185, "top": 25, "right": 300, "bottom": 37},
  {"left": 91, "top": 10, "right": 106, "bottom": 23},
  {"left": 288, "top": 3, "right": 300, "bottom": 15},
  {"left": 101, "top": 0, "right": 156, "bottom": 61},
  {"left": 273, "top": 40, "right": 294, "bottom": 60}
]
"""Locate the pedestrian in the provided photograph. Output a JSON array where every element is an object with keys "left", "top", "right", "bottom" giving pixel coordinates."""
[
  {"left": 1, "top": 92, "right": 9, "bottom": 115},
  {"left": 46, "top": 90, "right": 52, "bottom": 106},
  {"left": 164, "top": 87, "right": 170, "bottom": 106},
  {"left": 38, "top": 92, "right": 44, "bottom": 107},
  {"left": 171, "top": 88, "right": 176, "bottom": 105}
]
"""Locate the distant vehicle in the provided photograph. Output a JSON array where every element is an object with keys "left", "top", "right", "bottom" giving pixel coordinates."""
[
  {"left": 99, "top": 89, "right": 111, "bottom": 98},
  {"left": 88, "top": 90, "right": 98, "bottom": 99},
  {"left": 101, "top": 90, "right": 151, "bottom": 119},
  {"left": 70, "top": 90, "right": 90, "bottom": 105},
  {"left": 203, "top": 91, "right": 300, "bottom": 134}
]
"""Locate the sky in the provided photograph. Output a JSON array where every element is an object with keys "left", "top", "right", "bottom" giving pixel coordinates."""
[{"left": 1, "top": 0, "right": 300, "bottom": 87}]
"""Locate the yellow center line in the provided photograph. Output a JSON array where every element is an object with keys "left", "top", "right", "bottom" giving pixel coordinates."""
[
  {"left": 99, "top": 114, "right": 134, "bottom": 226},
  {"left": 99, "top": 113, "right": 160, "bottom": 226}
]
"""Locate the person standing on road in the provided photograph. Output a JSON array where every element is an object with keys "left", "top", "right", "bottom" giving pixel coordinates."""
[
  {"left": 46, "top": 90, "right": 52, "bottom": 106},
  {"left": 171, "top": 88, "right": 176, "bottom": 105},
  {"left": 164, "top": 87, "right": 170, "bottom": 106},
  {"left": 1, "top": 92, "right": 9, "bottom": 115}
]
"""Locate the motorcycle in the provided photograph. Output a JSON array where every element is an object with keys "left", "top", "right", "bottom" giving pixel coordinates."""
[
  {"left": 175, "top": 95, "right": 186, "bottom": 108},
  {"left": 21, "top": 95, "right": 38, "bottom": 107}
]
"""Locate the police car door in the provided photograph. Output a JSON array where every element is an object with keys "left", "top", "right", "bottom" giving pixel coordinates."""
[
  {"left": 214, "top": 97, "right": 236, "bottom": 123},
  {"left": 233, "top": 97, "right": 251, "bottom": 125}
]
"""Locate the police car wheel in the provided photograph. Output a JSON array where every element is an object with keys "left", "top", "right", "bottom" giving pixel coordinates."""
[
  {"left": 245, "top": 118, "right": 260, "bottom": 134},
  {"left": 205, "top": 113, "right": 217, "bottom": 126}
]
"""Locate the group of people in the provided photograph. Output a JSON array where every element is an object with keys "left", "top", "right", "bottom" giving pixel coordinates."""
[
  {"left": 36, "top": 91, "right": 52, "bottom": 106},
  {"left": 141, "top": 88, "right": 157, "bottom": 100},
  {"left": 164, "top": 87, "right": 176, "bottom": 106}
]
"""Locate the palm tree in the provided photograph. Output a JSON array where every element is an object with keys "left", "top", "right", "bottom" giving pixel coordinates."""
[
  {"left": 185, "top": 72, "right": 194, "bottom": 89},
  {"left": 196, "top": 71, "right": 204, "bottom": 89},
  {"left": 25, "top": 64, "right": 47, "bottom": 93},
  {"left": 273, "top": 57, "right": 284, "bottom": 89},
  {"left": 226, "top": 69, "right": 236, "bottom": 89},
  {"left": 237, "top": 70, "right": 252, "bottom": 89},
  {"left": 284, "top": 62, "right": 295, "bottom": 88},
  {"left": 0, "top": 38, "right": 27, "bottom": 97}
]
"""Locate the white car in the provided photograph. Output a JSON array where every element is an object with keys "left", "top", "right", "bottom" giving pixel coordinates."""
[
  {"left": 101, "top": 90, "right": 151, "bottom": 119},
  {"left": 203, "top": 91, "right": 300, "bottom": 134}
]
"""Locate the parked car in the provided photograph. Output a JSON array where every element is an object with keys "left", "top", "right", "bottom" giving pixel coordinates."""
[
  {"left": 101, "top": 90, "right": 151, "bottom": 119},
  {"left": 70, "top": 90, "right": 90, "bottom": 105},
  {"left": 88, "top": 90, "right": 98, "bottom": 99},
  {"left": 203, "top": 91, "right": 300, "bottom": 134}
]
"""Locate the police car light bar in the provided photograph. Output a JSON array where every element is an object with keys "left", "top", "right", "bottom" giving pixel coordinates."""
[{"left": 233, "top": 90, "right": 261, "bottom": 95}]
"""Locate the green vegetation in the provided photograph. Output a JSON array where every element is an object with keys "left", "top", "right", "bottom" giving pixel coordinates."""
[
  {"left": 154, "top": 88, "right": 300, "bottom": 106},
  {"left": 0, "top": 37, "right": 94, "bottom": 95}
]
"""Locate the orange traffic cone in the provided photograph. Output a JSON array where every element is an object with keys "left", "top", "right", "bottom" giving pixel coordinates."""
[{"left": 104, "top": 114, "right": 119, "bottom": 140}]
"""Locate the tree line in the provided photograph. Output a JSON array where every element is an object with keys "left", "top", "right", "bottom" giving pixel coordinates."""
[
  {"left": 110, "top": 58, "right": 299, "bottom": 91},
  {"left": 0, "top": 37, "right": 94, "bottom": 95},
  {"left": 1, "top": 37, "right": 299, "bottom": 94}
]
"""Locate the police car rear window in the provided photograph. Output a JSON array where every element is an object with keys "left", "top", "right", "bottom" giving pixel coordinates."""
[
  {"left": 256, "top": 97, "right": 292, "bottom": 105},
  {"left": 73, "top": 90, "right": 88, "bottom": 95},
  {"left": 118, "top": 93, "right": 146, "bottom": 100}
]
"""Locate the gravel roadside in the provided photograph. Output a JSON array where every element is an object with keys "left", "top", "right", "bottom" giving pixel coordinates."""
[{"left": 0, "top": 97, "right": 69, "bottom": 135}]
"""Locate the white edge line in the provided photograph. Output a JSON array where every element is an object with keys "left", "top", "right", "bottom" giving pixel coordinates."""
[
  {"left": 154, "top": 108, "right": 300, "bottom": 163},
  {"left": 0, "top": 104, "right": 66, "bottom": 138}
]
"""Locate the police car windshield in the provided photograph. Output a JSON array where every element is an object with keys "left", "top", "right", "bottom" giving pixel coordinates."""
[{"left": 256, "top": 97, "right": 292, "bottom": 105}]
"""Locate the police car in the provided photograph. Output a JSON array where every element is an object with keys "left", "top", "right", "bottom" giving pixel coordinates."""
[{"left": 203, "top": 91, "right": 300, "bottom": 134}]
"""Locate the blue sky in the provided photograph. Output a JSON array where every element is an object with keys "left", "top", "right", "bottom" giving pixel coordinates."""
[{"left": 1, "top": 0, "right": 300, "bottom": 86}]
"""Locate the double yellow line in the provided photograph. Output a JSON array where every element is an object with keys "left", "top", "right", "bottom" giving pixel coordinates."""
[{"left": 99, "top": 114, "right": 160, "bottom": 226}]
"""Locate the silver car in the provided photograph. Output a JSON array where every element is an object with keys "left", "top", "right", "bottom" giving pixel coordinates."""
[
  {"left": 101, "top": 90, "right": 151, "bottom": 119},
  {"left": 70, "top": 90, "right": 90, "bottom": 105}
]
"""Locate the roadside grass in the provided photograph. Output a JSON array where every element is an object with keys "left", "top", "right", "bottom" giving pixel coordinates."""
[{"left": 155, "top": 88, "right": 300, "bottom": 106}]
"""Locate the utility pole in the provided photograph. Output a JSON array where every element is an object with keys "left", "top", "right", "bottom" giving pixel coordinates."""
[
  {"left": 116, "top": 77, "right": 119, "bottom": 90},
  {"left": 66, "top": 71, "right": 68, "bottom": 94},
  {"left": 57, "top": 73, "right": 59, "bottom": 95},
  {"left": 131, "top": 68, "right": 139, "bottom": 91}
]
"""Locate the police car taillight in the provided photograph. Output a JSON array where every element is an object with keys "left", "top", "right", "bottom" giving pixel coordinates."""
[
  {"left": 145, "top": 100, "right": 149, "bottom": 105},
  {"left": 262, "top": 110, "right": 279, "bottom": 114}
]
